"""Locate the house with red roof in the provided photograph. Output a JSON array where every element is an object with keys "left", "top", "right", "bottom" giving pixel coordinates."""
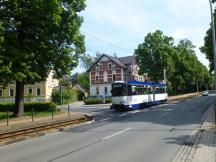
[{"left": 87, "top": 54, "right": 147, "bottom": 96}]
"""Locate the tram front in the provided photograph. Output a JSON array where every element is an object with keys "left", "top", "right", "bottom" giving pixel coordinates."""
[{"left": 110, "top": 81, "right": 127, "bottom": 111}]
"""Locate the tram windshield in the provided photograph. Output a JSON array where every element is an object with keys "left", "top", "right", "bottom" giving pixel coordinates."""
[{"left": 111, "top": 83, "right": 126, "bottom": 96}]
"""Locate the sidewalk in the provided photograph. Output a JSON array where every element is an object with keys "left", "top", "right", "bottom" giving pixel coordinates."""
[
  {"left": 0, "top": 112, "right": 86, "bottom": 133},
  {"left": 172, "top": 102, "right": 216, "bottom": 162},
  {"left": 168, "top": 93, "right": 201, "bottom": 102}
]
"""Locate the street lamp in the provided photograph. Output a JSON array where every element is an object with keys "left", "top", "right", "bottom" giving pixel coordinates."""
[{"left": 209, "top": 0, "right": 216, "bottom": 90}]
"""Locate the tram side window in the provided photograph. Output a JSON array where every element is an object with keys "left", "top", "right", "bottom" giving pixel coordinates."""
[
  {"left": 137, "top": 86, "right": 144, "bottom": 95},
  {"left": 155, "top": 87, "right": 165, "bottom": 94},
  {"left": 127, "top": 85, "right": 132, "bottom": 96}
]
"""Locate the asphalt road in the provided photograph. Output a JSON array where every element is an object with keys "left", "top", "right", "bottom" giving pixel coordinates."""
[{"left": 0, "top": 95, "right": 215, "bottom": 162}]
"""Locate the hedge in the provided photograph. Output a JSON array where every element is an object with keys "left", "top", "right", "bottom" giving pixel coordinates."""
[
  {"left": 0, "top": 102, "right": 58, "bottom": 112},
  {"left": 84, "top": 98, "right": 112, "bottom": 105}
]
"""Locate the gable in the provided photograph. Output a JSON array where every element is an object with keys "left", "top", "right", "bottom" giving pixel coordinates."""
[{"left": 100, "top": 56, "right": 110, "bottom": 62}]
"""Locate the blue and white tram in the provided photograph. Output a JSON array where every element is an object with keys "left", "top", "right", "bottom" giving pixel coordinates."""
[{"left": 110, "top": 80, "right": 168, "bottom": 111}]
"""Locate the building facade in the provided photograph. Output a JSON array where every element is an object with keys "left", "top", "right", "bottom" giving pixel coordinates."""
[
  {"left": 0, "top": 70, "right": 59, "bottom": 102},
  {"left": 88, "top": 54, "right": 147, "bottom": 96}
]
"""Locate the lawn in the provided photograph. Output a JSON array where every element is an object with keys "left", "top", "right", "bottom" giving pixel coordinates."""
[{"left": 0, "top": 111, "right": 63, "bottom": 120}]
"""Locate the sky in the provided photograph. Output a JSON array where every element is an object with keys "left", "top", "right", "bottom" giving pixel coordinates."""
[{"left": 74, "top": 0, "right": 212, "bottom": 73}]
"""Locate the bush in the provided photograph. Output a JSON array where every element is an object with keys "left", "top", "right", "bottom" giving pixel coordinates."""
[
  {"left": 84, "top": 97, "right": 112, "bottom": 105},
  {"left": 0, "top": 102, "right": 58, "bottom": 112},
  {"left": 24, "top": 102, "right": 57, "bottom": 112},
  {"left": 52, "top": 88, "right": 78, "bottom": 105}
]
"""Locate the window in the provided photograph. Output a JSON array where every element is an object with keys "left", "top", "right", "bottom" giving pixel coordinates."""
[
  {"left": 104, "top": 87, "right": 108, "bottom": 94},
  {"left": 112, "top": 74, "right": 116, "bottom": 82},
  {"left": 0, "top": 89, "right": 2, "bottom": 97},
  {"left": 108, "top": 63, "right": 112, "bottom": 70},
  {"left": 112, "top": 64, "right": 115, "bottom": 70},
  {"left": 96, "top": 87, "right": 99, "bottom": 95},
  {"left": 96, "top": 66, "right": 99, "bottom": 72},
  {"left": 36, "top": 88, "right": 41, "bottom": 96},
  {"left": 29, "top": 88, "right": 32, "bottom": 95},
  {"left": 99, "top": 64, "right": 102, "bottom": 71},
  {"left": 9, "top": 89, "right": 14, "bottom": 97},
  {"left": 104, "top": 71, "right": 107, "bottom": 82},
  {"left": 96, "top": 75, "right": 99, "bottom": 83}
]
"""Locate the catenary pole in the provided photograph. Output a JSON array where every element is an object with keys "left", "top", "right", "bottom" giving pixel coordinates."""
[{"left": 209, "top": 0, "right": 216, "bottom": 90}]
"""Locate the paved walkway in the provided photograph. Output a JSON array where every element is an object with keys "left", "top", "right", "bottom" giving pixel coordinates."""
[{"left": 172, "top": 102, "right": 216, "bottom": 162}]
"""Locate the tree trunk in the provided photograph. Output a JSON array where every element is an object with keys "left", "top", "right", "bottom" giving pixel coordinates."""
[{"left": 14, "top": 81, "right": 24, "bottom": 117}]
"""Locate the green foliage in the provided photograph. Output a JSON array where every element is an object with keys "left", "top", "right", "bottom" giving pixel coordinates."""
[
  {"left": 51, "top": 88, "right": 78, "bottom": 105},
  {"left": 84, "top": 97, "right": 112, "bottom": 105},
  {"left": 200, "top": 27, "right": 214, "bottom": 72},
  {"left": 0, "top": 0, "right": 86, "bottom": 84},
  {"left": 59, "top": 77, "right": 72, "bottom": 88},
  {"left": 0, "top": 102, "right": 57, "bottom": 112},
  {"left": 0, "top": 0, "right": 86, "bottom": 116},
  {"left": 80, "top": 54, "right": 94, "bottom": 70},
  {"left": 135, "top": 30, "right": 213, "bottom": 95},
  {"left": 135, "top": 30, "right": 175, "bottom": 82},
  {"left": 77, "top": 72, "right": 89, "bottom": 91},
  {"left": 80, "top": 52, "right": 103, "bottom": 70}
]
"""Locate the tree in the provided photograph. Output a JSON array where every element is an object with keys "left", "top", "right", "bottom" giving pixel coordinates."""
[
  {"left": 200, "top": 28, "right": 214, "bottom": 72},
  {"left": 134, "top": 30, "right": 175, "bottom": 82},
  {"left": 80, "top": 52, "right": 102, "bottom": 70},
  {"left": 77, "top": 72, "right": 89, "bottom": 92},
  {"left": 134, "top": 30, "right": 212, "bottom": 95},
  {"left": 70, "top": 72, "right": 79, "bottom": 85},
  {"left": 80, "top": 54, "right": 94, "bottom": 70},
  {"left": 59, "top": 77, "right": 72, "bottom": 88},
  {"left": 200, "top": 6, "right": 216, "bottom": 73},
  {"left": 0, "top": 0, "right": 86, "bottom": 117}
]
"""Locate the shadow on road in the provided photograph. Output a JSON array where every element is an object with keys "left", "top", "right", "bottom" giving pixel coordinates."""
[{"left": 64, "top": 96, "right": 216, "bottom": 147}]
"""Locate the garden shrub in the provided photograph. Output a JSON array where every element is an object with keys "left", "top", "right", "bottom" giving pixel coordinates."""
[
  {"left": 84, "top": 97, "right": 112, "bottom": 105},
  {"left": 51, "top": 88, "right": 78, "bottom": 105}
]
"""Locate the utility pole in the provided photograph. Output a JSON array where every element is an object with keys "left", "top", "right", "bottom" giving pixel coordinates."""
[
  {"left": 163, "top": 68, "right": 166, "bottom": 84},
  {"left": 209, "top": 0, "right": 216, "bottom": 90},
  {"left": 163, "top": 68, "right": 167, "bottom": 93}
]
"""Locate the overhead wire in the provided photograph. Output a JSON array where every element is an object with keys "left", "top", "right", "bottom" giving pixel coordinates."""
[{"left": 81, "top": 31, "right": 132, "bottom": 52}]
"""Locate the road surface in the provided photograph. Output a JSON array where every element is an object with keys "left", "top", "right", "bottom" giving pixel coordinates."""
[{"left": 0, "top": 95, "right": 214, "bottom": 162}]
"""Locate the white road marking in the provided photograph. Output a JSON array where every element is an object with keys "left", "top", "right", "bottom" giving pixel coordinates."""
[
  {"left": 160, "top": 112, "right": 170, "bottom": 116},
  {"left": 98, "top": 118, "right": 111, "bottom": 122},
  {"left": 119, "top": 113, "right": 127, "bottom": 117},
  {"left": 102, "top": 127, "right": 132, "bottom": 140},
  {"left": 130, "top": 110, "right": 140, "bottom": 114}
]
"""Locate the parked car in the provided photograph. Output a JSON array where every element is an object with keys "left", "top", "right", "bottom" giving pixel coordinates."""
[
  {"left": 202, "top": 91, "right": 209, "bottom": 96},
  {"left": 97, "top": 94, "right": 105, "bottom": 99},
  {"left": 96, "top": 94, "right": 110, "bottom": 98}
]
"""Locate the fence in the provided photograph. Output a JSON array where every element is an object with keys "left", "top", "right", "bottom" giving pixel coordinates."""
[{"left": 0, "top": 105, "right": 72, "bottom": 127}]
